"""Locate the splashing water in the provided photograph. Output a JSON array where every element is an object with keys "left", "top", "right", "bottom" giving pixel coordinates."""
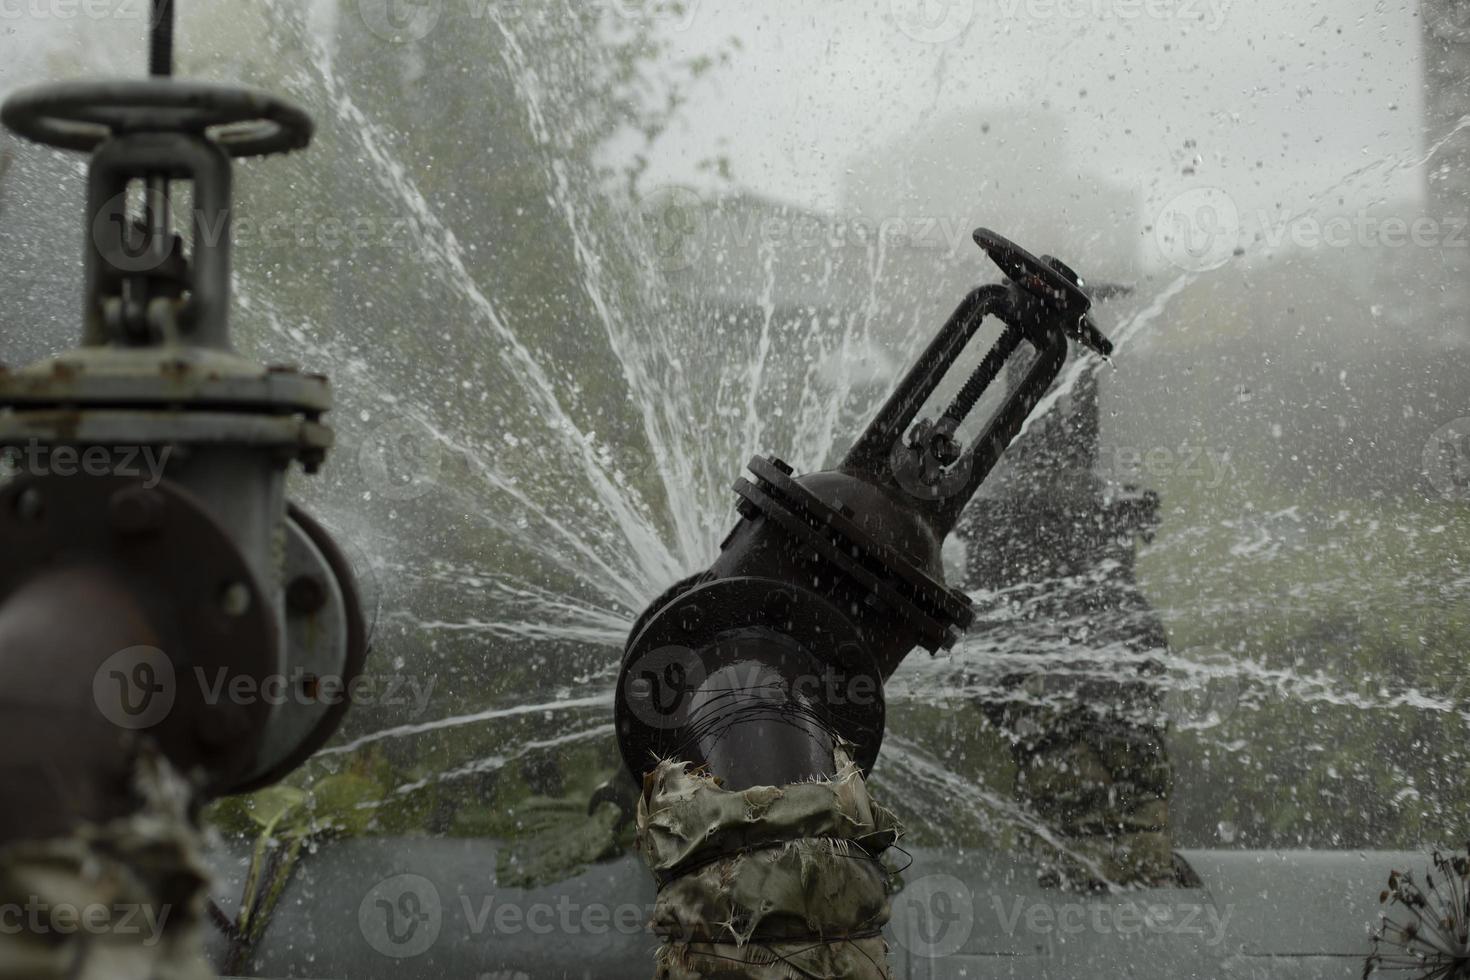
[
  {"left": 220, "top": 2, "right": 943, "bottom": 822},
  {"left": 4, "top": 0, "right": 1462, "bottom": 865},
  {"left": 224, "top": 0, "right": 1469, "bottom": 862}
]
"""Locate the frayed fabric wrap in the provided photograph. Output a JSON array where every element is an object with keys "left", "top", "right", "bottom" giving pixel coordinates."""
[
  {"left": 636, "top": 747, "right": 902, "bottom": 979},
  {"left": 0, "top": 753, "right": 214, "bottom": 980}
]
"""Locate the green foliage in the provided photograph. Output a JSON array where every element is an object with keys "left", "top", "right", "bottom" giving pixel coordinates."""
[{"left": 1140, "top": 459, "right": 1470, "bottom": 849}]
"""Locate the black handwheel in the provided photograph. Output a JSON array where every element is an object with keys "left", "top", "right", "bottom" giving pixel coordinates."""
[
  {"left": 973, "top": 226, "right": 1114, "bottom": 357},
  {"left": 1, "top": 79, "right": 313, "bottom": 157},
  {"left": 972, "top": 226, "right": 1089, "bottom": 312}
]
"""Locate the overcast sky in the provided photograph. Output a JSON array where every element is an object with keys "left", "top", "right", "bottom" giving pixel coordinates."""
[
  {"left": 1, "top": 0, "right": 1433, "bottom": 270},
  {"left": 632, "top": 0, "right": 1429, "bottom": 259}
]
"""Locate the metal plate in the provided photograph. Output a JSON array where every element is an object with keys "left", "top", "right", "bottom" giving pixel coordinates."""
[
  {"left": 226, "top": 504, "right": 368, "bottom": 794},
  {"left": 0, "top": 347, "right": 331, "bottom": 415}
]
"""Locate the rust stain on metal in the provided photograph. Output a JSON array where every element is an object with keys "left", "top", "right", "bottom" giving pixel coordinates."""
[{"left": 44, "top": 411, "right": 83, "bottom": 442}]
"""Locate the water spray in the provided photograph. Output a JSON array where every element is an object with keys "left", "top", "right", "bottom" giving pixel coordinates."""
[
  {"left": 612, "top": 230, "right": 1116, "bottom": 976},
  {"left": 615, "top": 228, "right": 1114, "bottom": 788}
]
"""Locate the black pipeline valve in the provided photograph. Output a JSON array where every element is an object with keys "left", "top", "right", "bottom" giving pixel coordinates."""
[{"left": 614, "top": 229, "right": 1114, "bottom": 787}]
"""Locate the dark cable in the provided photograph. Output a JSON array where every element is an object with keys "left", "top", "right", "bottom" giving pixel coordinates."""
[{"left": 149, "top": 0, "right": 174, "bottom": 77}]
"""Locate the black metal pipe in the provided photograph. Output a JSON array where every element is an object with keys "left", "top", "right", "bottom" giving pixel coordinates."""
[
  {"left": 686, "top": 661, "right": 837, "bottom": 789},
  {"left": 614, "top": 229, "right": 1112, "bottom": 788},
  {"left": 0, "top": 563, "right": 167, "bottom": 845}
]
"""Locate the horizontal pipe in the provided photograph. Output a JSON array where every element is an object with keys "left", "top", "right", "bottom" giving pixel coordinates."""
[{"left": 0, "top": 563, "right": 167, "bottom": 845}]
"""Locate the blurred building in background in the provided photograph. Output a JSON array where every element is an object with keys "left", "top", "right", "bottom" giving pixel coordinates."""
[
  {"left": 1421, "top": 0, "right": 1470, "bottom": 322},
  {"left": 842, "top": 108, "right": 1144, "bottom": 288}
]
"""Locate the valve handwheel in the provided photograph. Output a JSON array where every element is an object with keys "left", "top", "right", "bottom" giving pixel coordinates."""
[
  {"left": 1, "top": 79, "right": 313, "bottom": 157},
  {"left": 973, "top": 226, "right": 1114, "bottom": 357},
  {"left": 973, "top": 226, "right": 1089, "bottom": 310}
]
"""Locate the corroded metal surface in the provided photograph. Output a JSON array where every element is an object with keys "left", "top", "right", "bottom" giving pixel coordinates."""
[{"left": 0, "top": 347, "right": 331, "bottom": 414}]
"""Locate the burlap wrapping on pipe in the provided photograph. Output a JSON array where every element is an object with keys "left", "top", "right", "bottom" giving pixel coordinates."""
[
  {"left": 0, "top": 754, "right": 214, "bottom": 980},
  {"left": 636, "top": 747, "right": 902, "bottom": 980}
]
